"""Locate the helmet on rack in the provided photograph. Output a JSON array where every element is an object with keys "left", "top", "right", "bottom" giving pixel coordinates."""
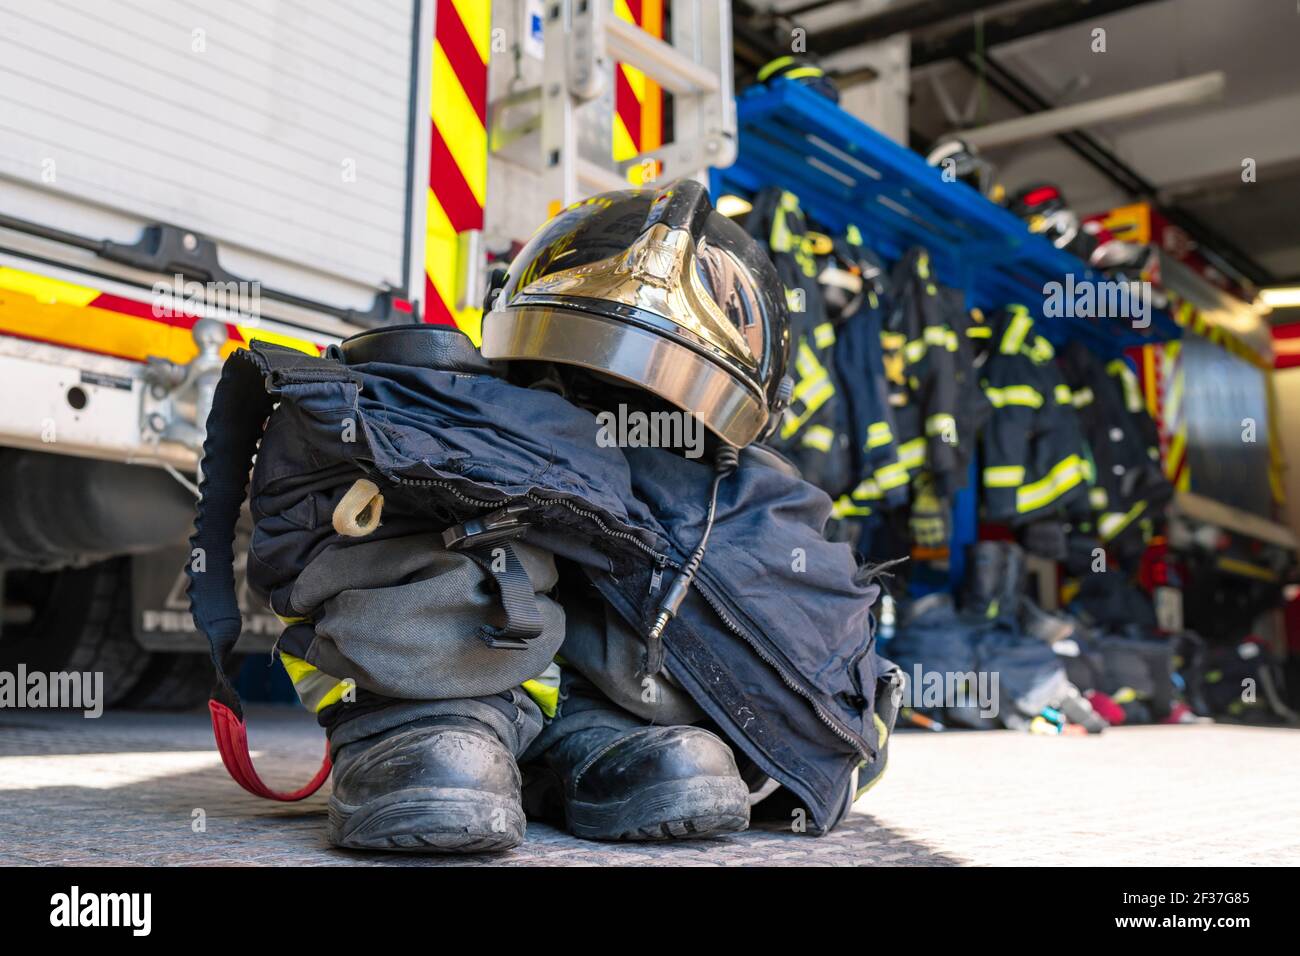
[
  {"left": 756, "top": 55, "right": 839, "bottom": 103},
  {"left": 1008, "top": 183, "right": 1080, "bottom": 250},
  {"left": 925, "top": 137, "right": 997, "bottom": 197},
  {"left": 480, "top": 180, "right": 791, "bottom": 449}
]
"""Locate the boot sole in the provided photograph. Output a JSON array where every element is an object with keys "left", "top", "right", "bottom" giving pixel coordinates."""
[
  {"left": 566, "top": 776, "right": 751, "bottom": 842},
  {"left": 329, "top": 787, "right": 525, "bottom": 854}
]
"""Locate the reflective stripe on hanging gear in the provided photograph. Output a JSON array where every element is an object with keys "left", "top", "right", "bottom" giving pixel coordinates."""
[
  {"left": 781, "top": 339, "right": 835, "bottom": 439},
  {"left": 1000, "top": 306, "right": 1033, "bottom": 355},
  {"left": 866, "top": 421, "right": 893, "bottom": 449},
  {"left": 188, "top": 343, "right": 360, "bottom": 801},
  {"left": 984, "top": 465, "right": 1026, "bottom": 488},
  {"left": 923, "top": 325, "right": 958, "bottom": 350},
  {"left": 832, "top": 496, "right": 872, "bottom": 518},
  {"left": 1015, "top": 454, "right": 1085, "bottom": 513},
  {"left": 1107, "top": 359, "right": 1144, "bottom": 413},
  {"left": 1029, "top": 336, "right": 1055, "bottom": 365},
  {"left": 1099, "top": 500, "right": 1147, "bottom": 541},
  {"left": 801, "top": 424, "right": 835, "bottom": 452},
  {"left": 984, "top": 384, "right": 1043, "bottom": 408},
  {"left": 874, "top": 460, "right": 909, "bottom": 490},
  {"left": 925, "top": 412, "right": 956, "bottom": 439},
  {"left": 813, "top": 321, "right": 836, "bottom": 349},
  {"left": 895, "top": 437, "right": 926, "bottom": 472}
]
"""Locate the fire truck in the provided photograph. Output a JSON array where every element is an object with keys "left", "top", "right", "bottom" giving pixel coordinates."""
[{"left": 0, "top": 0, "right": 731, "bottom": 706}]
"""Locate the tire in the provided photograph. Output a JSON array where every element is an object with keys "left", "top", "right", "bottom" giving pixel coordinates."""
[
  {"left": 120, "top": 651, "right": 240, "bottom": 711},
  {"left": 0, "top": 558, "right": 153, "bottom": 707}
]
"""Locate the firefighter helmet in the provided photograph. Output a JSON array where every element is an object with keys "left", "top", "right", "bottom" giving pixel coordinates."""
[
  {"left": 1008, "top": 183, "right": 1080, "bottom": 250},
  {"left": 480, "top": 180, "right": 791, "bottom": 448},
  {"left": 756, "top": 55, "right": 839, "bottom": 103},
  {"left": 925, "top": 137, "right": 996, "bottom": 196}
]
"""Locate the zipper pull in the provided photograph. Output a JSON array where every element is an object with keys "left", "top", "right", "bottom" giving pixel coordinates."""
[{"left": 648, "top": 554, "right": 666, "bottom": 596}]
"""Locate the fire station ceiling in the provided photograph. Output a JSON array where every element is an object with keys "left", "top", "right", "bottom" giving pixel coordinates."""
[{"left": 737, "top": 0, "right": 1300, "bottom": 302}]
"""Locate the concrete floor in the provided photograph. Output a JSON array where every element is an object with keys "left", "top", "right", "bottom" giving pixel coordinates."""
[{"left": 1, "top": 706, "right": 1296, "bottom": 866}]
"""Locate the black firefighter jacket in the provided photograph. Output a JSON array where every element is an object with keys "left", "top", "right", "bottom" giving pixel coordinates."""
[
  {"left": 973, "top": 305, "right": 1091, "bottom": 525},
  {"left": 1058, "top": 341, "right": 1172, "bottom": 559},
  {"left": 883, "top": 247, "right": 989, "bottom": 500},
  {"left": 746, "top": 188, "right": 857, "bottom": 496}
]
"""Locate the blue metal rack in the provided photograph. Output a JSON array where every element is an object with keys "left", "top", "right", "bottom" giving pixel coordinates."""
[
  {"left": 711, "top": 79, "right": 1182, "bottom": 591},
  {"left": 710, "top": 79, "right": 1182, "bottom": 353}
]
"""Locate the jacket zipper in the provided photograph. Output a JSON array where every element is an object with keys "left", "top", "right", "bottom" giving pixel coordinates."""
[
  {"left": 692, "top": 572, "right": 874, "bottom": 762},
  {"left": 393, "top": 476, "right": 666, "bottom": 562}
]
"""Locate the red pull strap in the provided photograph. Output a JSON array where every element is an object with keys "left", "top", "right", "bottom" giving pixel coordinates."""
[{"left": 209, "top": 700, "right": 332, "bottom": 801}]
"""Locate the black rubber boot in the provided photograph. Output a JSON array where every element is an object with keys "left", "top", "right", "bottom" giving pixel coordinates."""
[
  {"left": 327, "top": 715, "right": 525, "bottom": 853},
  {"left": 1021, "top": 600, "right": 1077, "bottom": 645},
  {"left": 962, "top": 541, "right": 1006, "bottom": 617},
  {"left": 536, "top": 724, "right": 750, "bottom": 841},
  {"left": 997, "top": 541, "right": 1027, "bottom": 620}
]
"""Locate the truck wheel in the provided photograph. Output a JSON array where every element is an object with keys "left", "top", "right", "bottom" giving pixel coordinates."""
[
  {"left": 0, "top": 558, "right": 153, "bottom": 707},
  {"left": 119, "top": 651, "right": 241, "bottom": 711}
]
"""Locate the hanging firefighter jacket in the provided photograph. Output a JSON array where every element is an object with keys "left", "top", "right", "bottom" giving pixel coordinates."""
[
  {"left": 973, "top": 304, "right": 1091, "bottom": 524},
  {"left": 187, "top": 330, "right": 901, "bottom": 833},
  {"left": 745, "top": 188, "right": 856, "bottom": 496},
  {"left": 1058, "top": 341, "right": 1172, "bottom": 560},
  {"left": 825, "top": 226, "right": 908, "bottom": 523},
  {"left": 882, "top": 246, "right": 989, "bottom": 499}
]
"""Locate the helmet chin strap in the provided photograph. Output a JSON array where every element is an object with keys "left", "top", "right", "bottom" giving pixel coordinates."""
[{"left": 643, "top": 443, "right": 741, "bottom": 677}]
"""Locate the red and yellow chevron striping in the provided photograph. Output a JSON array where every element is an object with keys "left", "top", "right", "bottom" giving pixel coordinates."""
[
  {"left": 614, "top": 0, "right": 664, "bottom": 184},
  {"left": 426, "top": 0, "right": 491, "bottom": 342}
]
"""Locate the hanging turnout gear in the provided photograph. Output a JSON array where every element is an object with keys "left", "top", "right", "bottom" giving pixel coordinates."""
[
  {"left": 1058, "top": 341, "right": 1172, "bottom": 561},
  {"left": 742, "top": 187, "right": 858, "bottom": 495},
  {"left": 973, "top": 304, "right": 1091, "bottom": 524},
  {"left": 883, "top": 247, "right": 989, "bottom": 499},
  {"left": 826, "top": 226, "right": 908, "bottom": 523}
]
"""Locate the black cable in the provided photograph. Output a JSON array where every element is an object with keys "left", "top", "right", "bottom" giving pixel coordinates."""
[{"left": 643, "top": 444, "right": 740, "bottom": 676}]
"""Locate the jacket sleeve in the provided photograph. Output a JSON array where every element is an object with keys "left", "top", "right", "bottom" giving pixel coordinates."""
[{"left": 979, "top": 354, "right": 1037, "bottom": 522}]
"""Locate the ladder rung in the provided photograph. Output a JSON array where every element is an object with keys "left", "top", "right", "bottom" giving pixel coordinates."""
[{"left": 605, "top": 17, "right": 719, "bottom": 96}]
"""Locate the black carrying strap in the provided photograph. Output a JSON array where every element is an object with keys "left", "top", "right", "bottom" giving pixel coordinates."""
[
  {"left": 461, "top": 543, "right": 545, "bottom": 649},
  {"left": 187, "top": 344, "right": 359, "bottom": 718},
  {"left": 443, "top": 503, "right": 545, "bottom": 650}
]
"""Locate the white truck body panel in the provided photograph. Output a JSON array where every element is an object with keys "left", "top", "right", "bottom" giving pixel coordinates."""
[{"left": 0, "top": 0, "right": 421, "bottom": 311}]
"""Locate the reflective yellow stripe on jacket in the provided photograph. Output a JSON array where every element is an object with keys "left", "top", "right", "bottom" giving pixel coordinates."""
[
  {"left": 1015, "top": 454, "right": 1085, "bottom": 513},
  {"left": 984, "top": 384, "right": 1043, "bottom": 409}
]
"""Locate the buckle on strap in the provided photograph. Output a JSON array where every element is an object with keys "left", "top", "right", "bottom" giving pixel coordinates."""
[
  {"left": 442, "top": 502, "right": 530, "bottom": 550},
  {"left": 443, "top": 504, "right": 542, "bottom": 650}
]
